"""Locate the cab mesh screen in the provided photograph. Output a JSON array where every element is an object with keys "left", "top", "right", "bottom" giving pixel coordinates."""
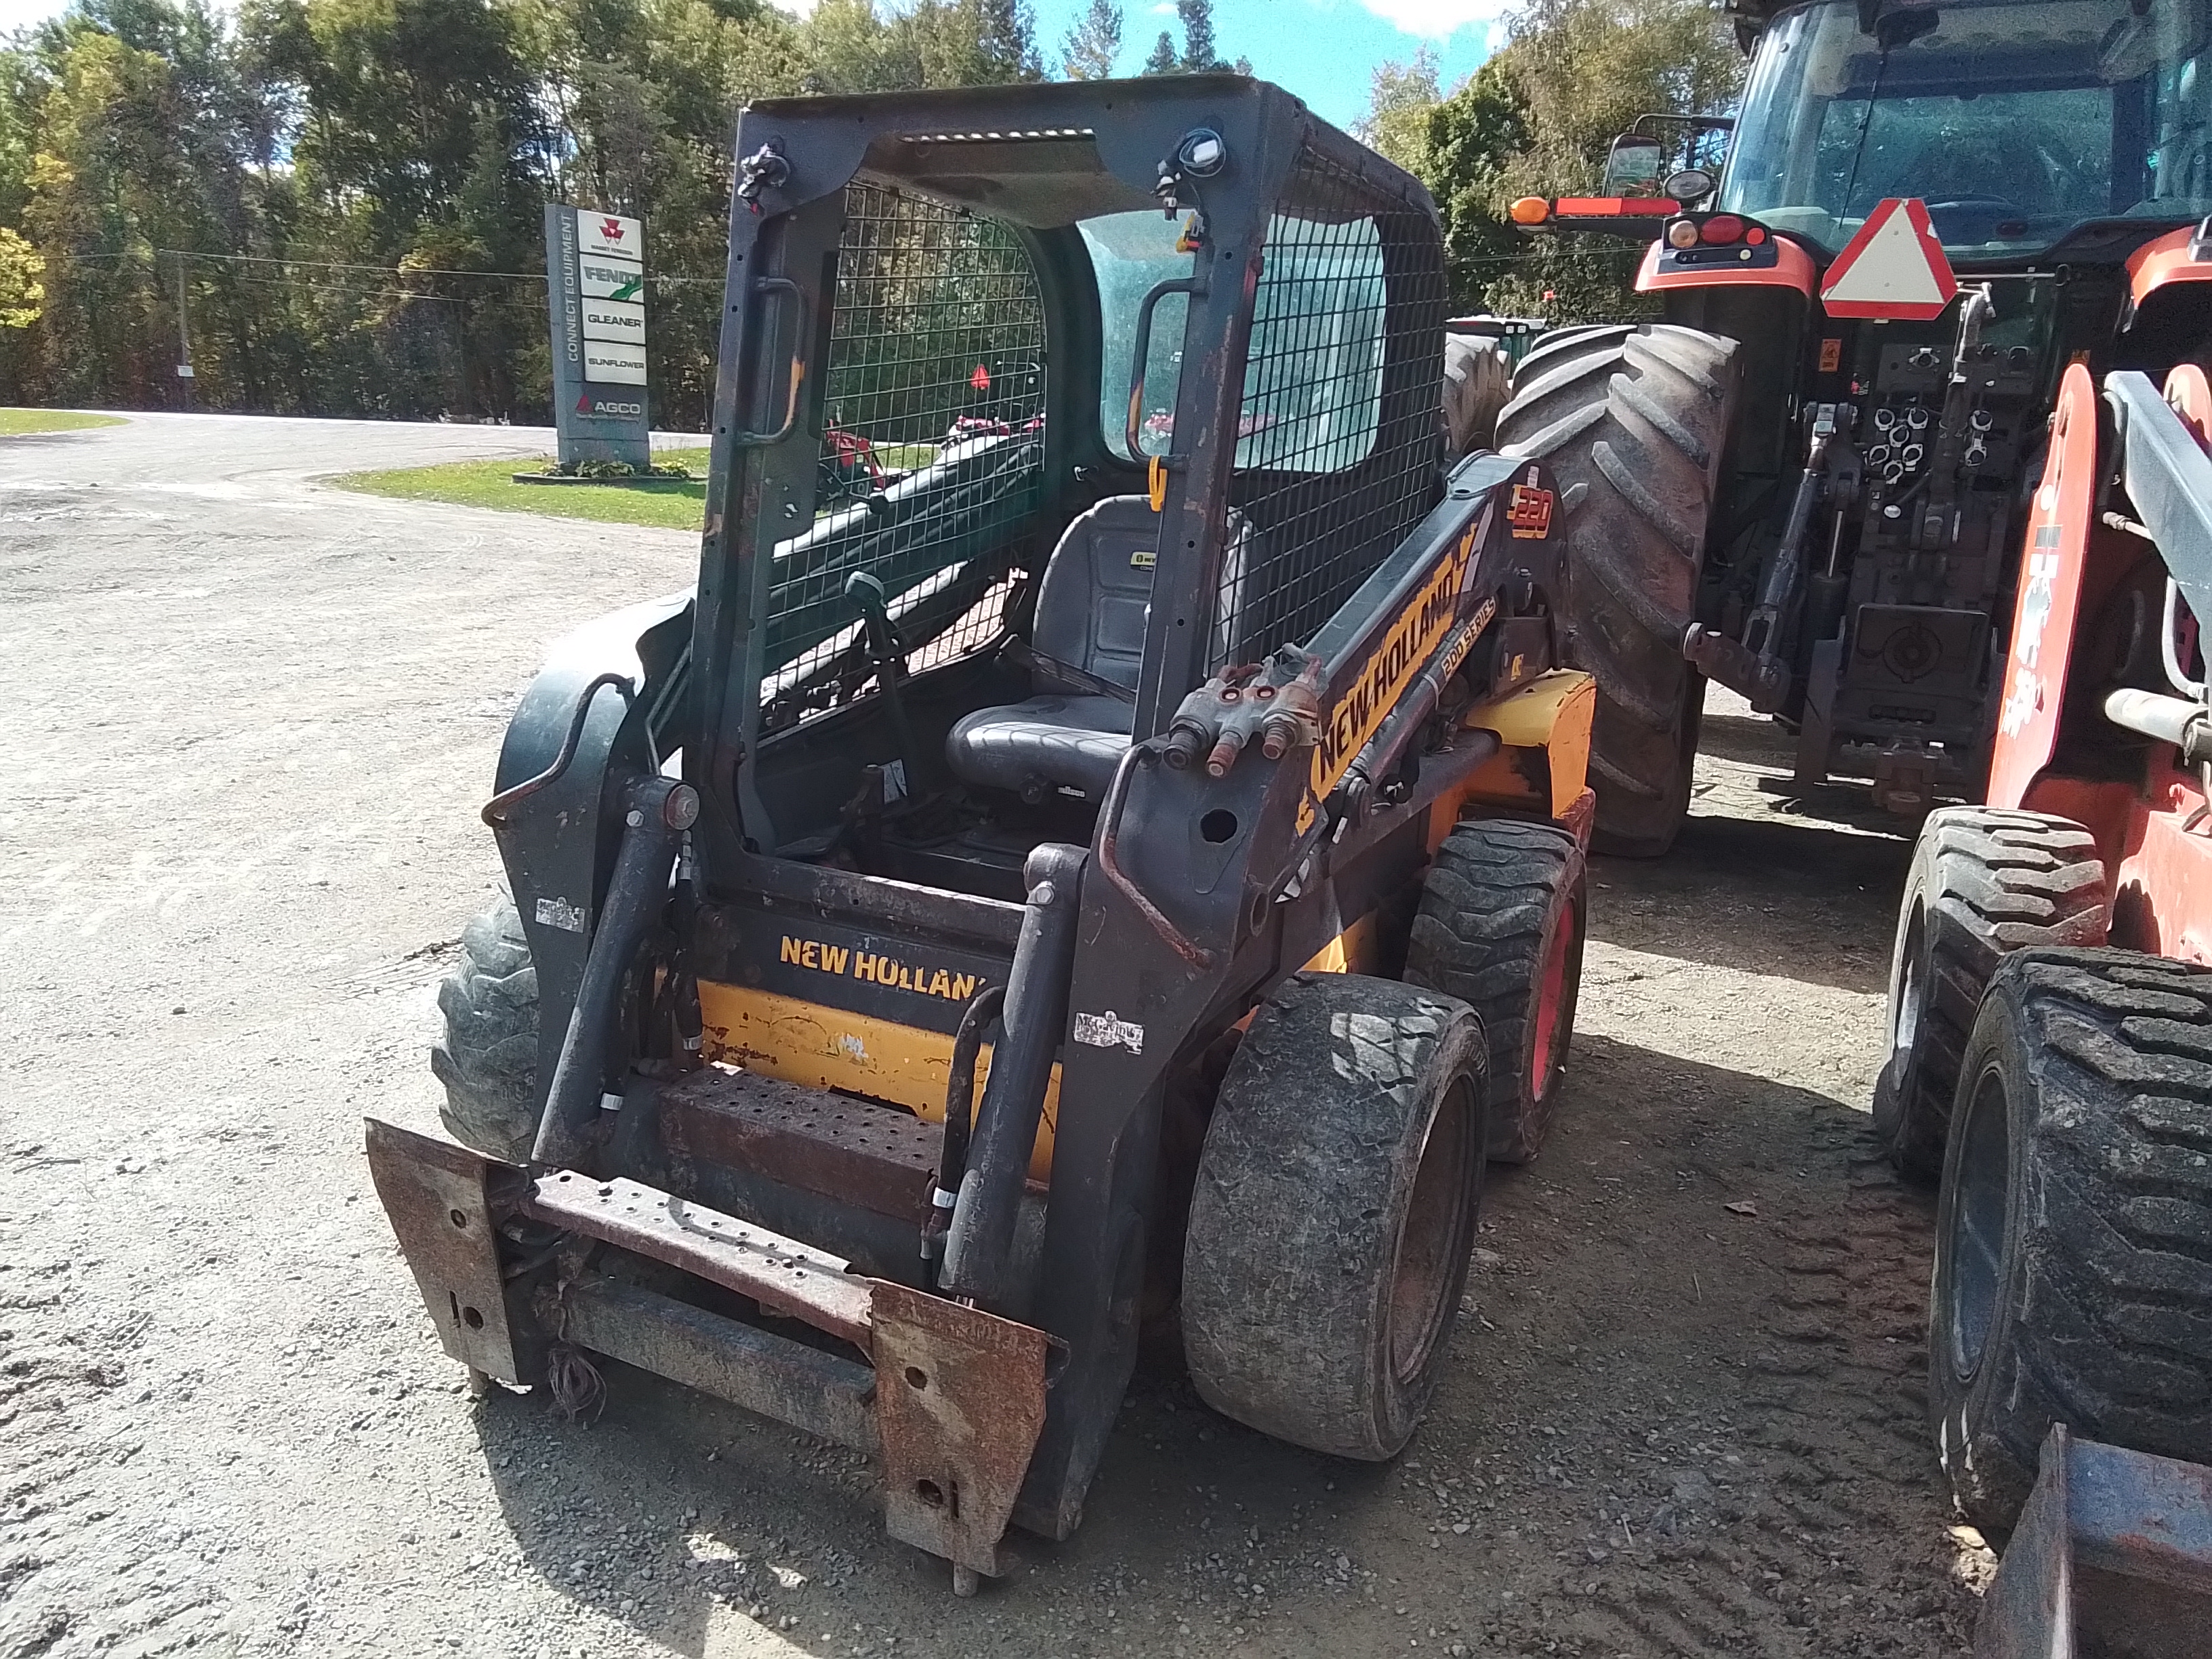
[
  {"left": 760, "top": 182, "right": 1048, "bottom": 729},
  {"left": 1218, "top": 146, "right": 1448, "bottom": 668}
]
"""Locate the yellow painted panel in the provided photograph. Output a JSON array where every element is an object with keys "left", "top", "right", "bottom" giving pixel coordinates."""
[
  {"left": 1461, "top": 670, "right": 1595, "bottom": 817},
  {"left": 695, "top": 981, "right": 1059, "bottom": 1180},
  {"left": 1300, "top": 910, "right": 1380, "bottom": 975}
]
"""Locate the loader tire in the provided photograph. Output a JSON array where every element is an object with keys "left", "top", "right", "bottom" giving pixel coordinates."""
[
  {"left": 1405, "top": 820, "right": 1586, "bottom": 1164},
  {"left": 1929, "top": 949, "right": 2212, "bottom": 1534},
  {"left": 430, "top": 895, "right": 541, "bottom": 1163},
  {"left": 1442, "top": 335, "right": 1513, "bottom": 457},
  {"left": 1874, "top": 808, "right": 2108, "bottom": 1183},
  {"left": 1495, "top": 324, "right": 1739, "bottom": 857},
  {"left": 1182, "top": 973, "right": 1487, "bottom": 1460}
]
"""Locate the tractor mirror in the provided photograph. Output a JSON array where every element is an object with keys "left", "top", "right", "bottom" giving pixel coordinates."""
[{"left": 1602, "top": 136, "right": 1665, "bottom": 198}]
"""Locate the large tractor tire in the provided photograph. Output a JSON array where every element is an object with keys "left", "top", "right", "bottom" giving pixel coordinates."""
[
  {"left": 1929, "top": 948, "right": 2212, "bottom": 1533},
  {"left": 1181, "top": 973, "right": 1487, "bottom": 1460},
  {"left": 1873, "top": 808, "right": 2108, "bottom": 1183},
  {"left": 1494, "top": 324, "right": 1740, "bottom": 857},
  {"left": 1441, "top": 335, "right": 1513, "bottom": 457},
  {"left": 1405, "top": 819, "right": 1586, "bottom": 1164},
  {"left": 430, "top": 895, "right": 543, "bottom": 1162}
]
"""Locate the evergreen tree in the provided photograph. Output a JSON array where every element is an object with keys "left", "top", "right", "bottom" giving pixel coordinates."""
[
  {"left": 1141, "top": 28, "right": 1176, "bottom": 75},
  {"left": 1060, "top": 0, "right": 1120, "bottom": 80},
  {"left": 1175, "top": 0, "right": 1225, "bottom": 72}
]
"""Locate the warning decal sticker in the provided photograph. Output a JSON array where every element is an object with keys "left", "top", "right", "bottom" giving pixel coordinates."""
[{"left": 1819, "top": 198, "right": 1958, "bottom": 321}]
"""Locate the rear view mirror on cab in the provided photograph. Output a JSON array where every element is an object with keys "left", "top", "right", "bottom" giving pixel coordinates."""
[{"left": 1601, "top": 136, "right": 1665, "bottom": 198}]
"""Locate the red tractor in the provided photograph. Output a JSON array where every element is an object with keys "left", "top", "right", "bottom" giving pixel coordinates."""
[
  {"left": 1498, "top": 0, "right": 2212, "bottom": 855},
  {"left": 1875, "top": 362, "right": 2212, "bottom": 1647}
]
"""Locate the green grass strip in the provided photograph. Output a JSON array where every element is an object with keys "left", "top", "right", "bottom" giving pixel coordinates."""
[
  {"left": 333, "top": 447, "right": 714, "bottom": 533},
  {"left": 0, "top": 408, "right": 129, "bottom": 435}
]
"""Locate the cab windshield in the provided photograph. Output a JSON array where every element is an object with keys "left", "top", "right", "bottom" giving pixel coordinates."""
[{"left": 1719, "top": 0, "right": 2212, "bottom": 257}]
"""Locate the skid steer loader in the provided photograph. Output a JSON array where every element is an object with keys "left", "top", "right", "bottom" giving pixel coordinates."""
[
  {"left": 1870, "top": 363, "right": 2212, "bottom": 1651},
  {"left": 367, "top": 76, "right": 1600, "bottom": 1589},
  {"left": 1496, "top": 0, "right": 2212, "bottom": 855}
]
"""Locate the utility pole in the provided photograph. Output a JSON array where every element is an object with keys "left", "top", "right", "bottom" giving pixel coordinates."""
[{"left": 173, "top": 250, "right": 195, "bottom": 409}]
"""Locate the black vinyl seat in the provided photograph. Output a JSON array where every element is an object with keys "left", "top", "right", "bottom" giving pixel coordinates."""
[{"left": 947, "top": 496, "right": 1158, "bottom": 800}]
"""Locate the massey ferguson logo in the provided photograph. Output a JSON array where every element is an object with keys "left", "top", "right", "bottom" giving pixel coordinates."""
[
  {"left": 575, "top": 393, "right": 642, "bottom": 417},
  {"left": 600, "top": 216, "right": 626, "bottom": 244}
]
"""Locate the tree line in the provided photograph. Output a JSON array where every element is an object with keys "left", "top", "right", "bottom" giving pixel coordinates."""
[{"left": 0, "top": 0, "right": 1735, "bottom": 428}]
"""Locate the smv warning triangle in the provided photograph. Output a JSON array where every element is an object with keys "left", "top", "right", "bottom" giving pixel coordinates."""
[{"left": 1820, "top": 197, "right": 1957, "bottom": 321}]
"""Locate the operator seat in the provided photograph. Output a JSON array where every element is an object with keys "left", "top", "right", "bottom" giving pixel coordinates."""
[
  {"left": 949, "top": 495, "right": 1248, "bottom": 802},
  {"left": 946, "top": 495, "right": 1159, "bottom": 801}
]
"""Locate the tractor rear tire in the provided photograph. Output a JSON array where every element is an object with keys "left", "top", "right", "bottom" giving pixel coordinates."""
[
  {"left": 1874, "top": 808, "right": 2108, "bottom": 1183},
  {"left": 1929, "top": 949, "right": 2212, "bottom": 1534},
  {"left": 430, "top": 895, "right": 542, "bottom": 1163},
  {"left": 1404, "top": 820, "right": 1586, "bottom": 1164},
  {"left": 1495, "top": 324, "right": 1739, "bottom": 857},
  {"left": 1181, "top": 972, "right": 1487, "bottom": 1460},
  {"left": 1442, "top": 335, "right": 1513, "bottom": 457}
]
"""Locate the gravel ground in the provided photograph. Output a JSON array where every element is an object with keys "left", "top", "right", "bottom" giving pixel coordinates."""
[{"left": 3, "top": 412, "right": 1992, "bottom": 1659}]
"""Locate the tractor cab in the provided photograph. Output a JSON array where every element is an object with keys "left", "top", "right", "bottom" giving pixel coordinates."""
[{"left": 1719, "top": 0, "right": 2212, "bottom": 262}]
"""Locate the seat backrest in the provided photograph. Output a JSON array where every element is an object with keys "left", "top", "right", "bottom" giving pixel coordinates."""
[{"left": 1031, "top": 495, "right": 1160, "bottom": 691}]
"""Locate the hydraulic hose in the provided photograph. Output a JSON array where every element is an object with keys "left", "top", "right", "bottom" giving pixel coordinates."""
[
  {"left": 531, "top": 777, "right": 699, "bottom": 1169},
  {"left": 940, "top": 842, "right": 1086, "bottom": 1305},
  {"left": 924, "top": 984, "right": 1006, "bottom": 1270}
]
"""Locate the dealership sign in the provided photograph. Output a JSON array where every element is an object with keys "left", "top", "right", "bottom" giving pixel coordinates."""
[{"left": 545, "top": 205, "right": 649, "bottom": 468}]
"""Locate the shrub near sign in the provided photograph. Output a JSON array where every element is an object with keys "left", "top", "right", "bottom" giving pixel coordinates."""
[{"left": 544, "top": 203, "right": 651, "bottom": 467}]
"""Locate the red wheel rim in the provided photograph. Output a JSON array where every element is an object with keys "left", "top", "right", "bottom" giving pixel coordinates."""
[{"left": 1528, "top": 913, "right": 1574, "bottom": 1101}]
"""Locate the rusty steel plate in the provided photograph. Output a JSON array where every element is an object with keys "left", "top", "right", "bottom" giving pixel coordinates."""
[
  {"left": 661, "top": 1064, "right": 939, "bottom": 1226},
  {"left": 869, "top": 1279, "right": 1051, "bottom": 1578},
  {"left": 363, "top": 1118, "right": 529, "bottom": 1382},
  {"left": 560, "top": 1275, "right": 880, "bottom": 1453},
  {"left": 527, "top": 1170, "right": 874, "bottom": 1347}
]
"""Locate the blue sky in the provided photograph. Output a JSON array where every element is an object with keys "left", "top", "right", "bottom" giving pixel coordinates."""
[
  {"left": 0, "top": 0, "right": 1505, "bottom": 130},
  {"left": 1037, "top": 0, "right": 1505, "bottom": 127}
]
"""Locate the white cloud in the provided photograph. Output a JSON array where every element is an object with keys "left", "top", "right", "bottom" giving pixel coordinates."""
[
  {"left": 0, "top": 0, "right": 69, "bottom": 31},
  {"left": 1349, "top": 0, "right": 1514, "bottom": 38}
]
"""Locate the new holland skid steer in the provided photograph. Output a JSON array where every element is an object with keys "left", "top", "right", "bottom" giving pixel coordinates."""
[
  {"left": 367, "top": 77, "right": 1599, "bottom": 1589},
  {"left": 1871, "top": 363, "right": 2212, "bottom": 1652},
  {"left": 1497, "top": 0, "right": 2212, "bottom": 855}
]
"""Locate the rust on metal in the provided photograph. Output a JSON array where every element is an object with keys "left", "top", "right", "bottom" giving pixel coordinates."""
[
  {"left": 363, "top": 1118, "right": 535, "bottom": 1383},
  {"left": 1976, "top": 1425, "right": 2212, "bottom": 1659},
  {"left": 560, "top": 1275, "right": 880, "bottom": 1452},
  {"left": 660, "top": 1063, "right": 939, "bottom": 1225},
  {"left": 526, "top": 1170, "right": 874, "bottom": 1347},
  {"left": 869, "top": 1279, "right": 1051, "bottom": 1578}
]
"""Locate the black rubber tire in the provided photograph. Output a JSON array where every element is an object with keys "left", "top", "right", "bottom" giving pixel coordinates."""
[
  {"left": 1874, "top": 808, "right": 2108, "bottom": 1183},
  {"left": 1494, "top": 323, "right": 1739, "bottom": 857},
  {"left": 1404, "top": 820, "right": 1586, "bottom": 1164},
  {"left": 1181, "top": 972, "right": 1488, "bottom": 1460},
  {"left": 1929, "top": 947, "right": 2212, "bottom": 1533},
  {"left": 1442, "top": 335, "right": 1513, "bottom": 457},
  {"left": 430, "top": 895, "right": 542, "bottom": 1162}
]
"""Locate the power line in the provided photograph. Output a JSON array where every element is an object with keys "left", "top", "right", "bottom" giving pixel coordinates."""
[{"left": 69, "top": 245, "right": 723, "bottom": 286}]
